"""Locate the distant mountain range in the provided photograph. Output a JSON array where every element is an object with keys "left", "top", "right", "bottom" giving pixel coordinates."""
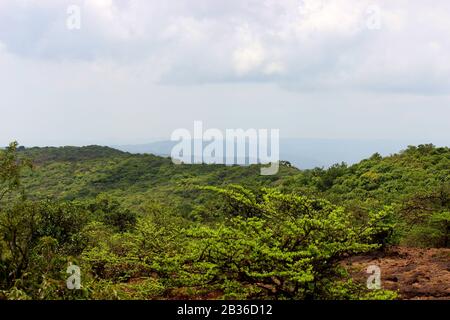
[{"left": 113, "top": 138, "right": 450, "bottom": 169}]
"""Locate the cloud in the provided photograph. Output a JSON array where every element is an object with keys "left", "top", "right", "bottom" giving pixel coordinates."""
[
  {"left": 232, "top": 25, "right": 266, "bottom": 75},
  {"left": 0, "top": 0, "right": 450, "bottom": 94}
]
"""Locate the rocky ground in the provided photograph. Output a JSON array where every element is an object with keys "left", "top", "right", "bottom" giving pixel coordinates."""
[{"left": 344, "top": 246, "right": 450, "bottom": 299}]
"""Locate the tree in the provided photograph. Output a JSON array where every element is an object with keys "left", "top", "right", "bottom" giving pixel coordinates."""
[
  {"left": 0, "top": 142, "right": 31, "bottom": 204},
  {"left": 182, "top": 186, "right": 392, "bottom": 299},
  {"left": 0, "top": 143, "right": 34, "bottom": 286},
  {"left": 86, "top": 195, "right": 137, "bottom": 232}
]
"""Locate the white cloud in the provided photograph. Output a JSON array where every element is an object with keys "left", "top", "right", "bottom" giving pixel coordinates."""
[
  {"left": 0, "top": 0, "right": 449, "bottom": 94},
  {"left": 232, "top": 25, "right": 266, "bottom": 75},
  {"left": 264, "top": 62, "right": 285, "bottom": 75}
]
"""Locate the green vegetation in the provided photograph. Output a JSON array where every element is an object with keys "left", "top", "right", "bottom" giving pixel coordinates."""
[{"left": 0, "top": 141, "right": 448, "bottom": 299}]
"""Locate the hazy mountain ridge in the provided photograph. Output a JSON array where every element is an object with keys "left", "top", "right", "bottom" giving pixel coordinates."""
[{"left": 114, "top": 138, "right": 450, "bottom": 169}]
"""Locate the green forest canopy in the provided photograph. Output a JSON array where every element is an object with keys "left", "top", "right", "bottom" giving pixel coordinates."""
[{"left": 0, "top": 142, "right": 448, "bottom": 299}]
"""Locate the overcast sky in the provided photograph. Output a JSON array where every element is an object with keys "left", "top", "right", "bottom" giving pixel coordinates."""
[{"left": 1, "top": 0, "right": 449, "bottom": 146}]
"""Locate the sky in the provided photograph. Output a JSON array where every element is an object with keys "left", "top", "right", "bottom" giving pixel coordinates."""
[{"left": 0, "top": 0, "right": 449, "bottom": 146}]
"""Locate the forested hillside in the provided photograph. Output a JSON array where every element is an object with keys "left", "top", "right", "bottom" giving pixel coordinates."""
[
  {"left": 18, "top": 146, "right": 299, "bottom": 219},
  {"left": 0, "top": 142, "right": 448, "bottom": 300}
]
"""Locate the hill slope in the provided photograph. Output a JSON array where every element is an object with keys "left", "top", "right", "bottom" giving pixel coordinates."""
[
  {"left": 19, "top": 144, "right": 449, "bottom": 233},
  {"left": 19, "top": 145, "right": 299, "bottom": 212},
  {"left": 0, "top": 142, "right": 447, "bottom": 300},
  {"left": 20, "top": 144, "right": 449, "bottom": 205}
]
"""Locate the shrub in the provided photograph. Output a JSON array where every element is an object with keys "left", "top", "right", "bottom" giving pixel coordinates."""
[{"left": 175, "top": 187, "right": 393, "bottom": 299}]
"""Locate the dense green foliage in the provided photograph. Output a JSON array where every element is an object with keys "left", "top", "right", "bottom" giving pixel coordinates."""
[{"left": 0, "top": 141, "right": 448, "bottom": 300}]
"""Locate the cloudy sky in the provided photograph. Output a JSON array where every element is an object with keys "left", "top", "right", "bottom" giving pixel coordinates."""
[{"left": 1, "top": 0, "right": 449, "bottom": 146}]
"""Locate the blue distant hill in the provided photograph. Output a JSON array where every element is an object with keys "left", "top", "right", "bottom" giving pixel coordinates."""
[{"left": 114, "top": 138, "right": 450, "bottom": 169}]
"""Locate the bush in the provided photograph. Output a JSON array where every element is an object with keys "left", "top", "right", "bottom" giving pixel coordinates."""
[
  {"left": 86, "top": 195, "right": 137, "bottom": 232},
  {"left": 403, "top": 211, "right": 450, "bottom": 247},
  {"left": 174, "top": 187, "right": 393, "bottom": 299}
]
